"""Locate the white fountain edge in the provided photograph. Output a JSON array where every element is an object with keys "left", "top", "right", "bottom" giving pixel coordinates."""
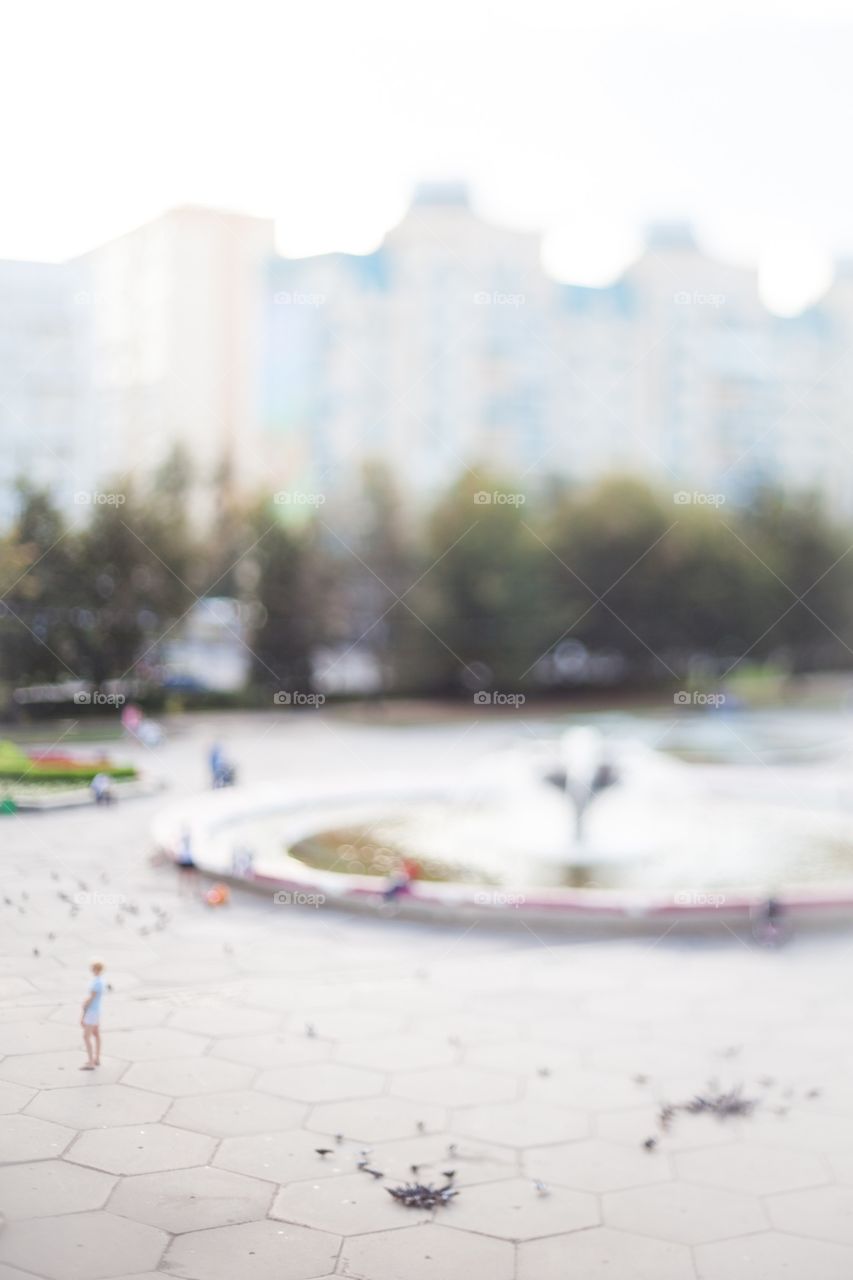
[{"left": 149, "top": 780, "right": 853, "bottom": 931}]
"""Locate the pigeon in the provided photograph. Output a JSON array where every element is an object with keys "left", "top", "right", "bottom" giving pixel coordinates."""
[
  {"left": 410, "top": 1164, "right": 421, "bottom": 1176},
  {"left": 643, "top": 1137, "right": 658, "bottom": 1151},
  {"left": 446, "top": 1143, "right": 457, "bottom": 1158},
  {"left": 335, "top": 1134, "right": 344, "bottom": 1144},
  {"left": 442, "top": 1170, "right": 456, "bottom": 1180},
  {"left": 32, "top": 948, "right": 40, "bottom": 958},
  {"left": 315, "top": 1148, "right": 333, "bottom": 1158},
  {"left": 633, "top": 1074, "right": 648, "bottom": 1085},
  {"left": 416, "top": 1120, "right": 426, "bottom": 1133},
  {"left": 305, "top": 1023, "right": 317, "bottom": 1038},
  {"left": 805, "top": 1088, "right": 822, "bottom": 1099},
  {"left": 536, "top": 1067, "right": 552, "bottom": 1078},
  {"left": 533, "top": 1180, "right": 550, "bottom": 1196},
  {"left": 361, "top": 1166, "right": 384, "bottom": 1179}
]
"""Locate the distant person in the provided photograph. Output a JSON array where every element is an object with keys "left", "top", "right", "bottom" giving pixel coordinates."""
[
  {"left": 80, "top": 958, "right": 105, "bottom": 1070},
  {"left": 753, "top": 896, "right": 789, "bottom": 947},
  {"left": 90, "top": 772, "right": 112, "bottom": 805},
  {"left": 383, "top": 857, "right": 418, "bottom": 902},
  {"left": 209, "top": 743, "right": 224, "bottom": 786},
  {"left": 176, "top": 827, "right": 198, "bottom": 895}
]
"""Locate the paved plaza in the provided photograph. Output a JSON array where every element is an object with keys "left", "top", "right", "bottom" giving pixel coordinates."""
[{"left": 2, "top": 712, "right": 853, "bottom": 1279}]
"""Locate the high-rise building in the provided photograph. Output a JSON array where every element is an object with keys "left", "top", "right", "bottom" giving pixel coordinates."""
[{"left": 1, "top": 188, "right": 852, "bottom": 525}]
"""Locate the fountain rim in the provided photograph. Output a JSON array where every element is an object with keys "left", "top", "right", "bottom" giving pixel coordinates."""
[{"left": 150, "top": 778, "right": 853, "bottom": 932}]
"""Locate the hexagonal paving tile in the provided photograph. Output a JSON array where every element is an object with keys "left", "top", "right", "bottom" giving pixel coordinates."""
[
  {"left": 0, "top": 1159, "right": 114, "bottom": 1218},
  {"left": 309, "top": 1097, "right": 446, "bottom": 1142},
  {"left": 122, "top": 1056, "right": 253, "bottom": 1096},
  {"left": 0, "top": 1210, "right": 167, "bottom": 1279},
  {"left": 767, "top": 1185, "right": 853, "bottom": 1245},
  {"left": 0, "top": 1021, "right": 80, "bottom": 1055},
  {"left": 108, "top": 1165, "right": 273, "bottom": 1233},
  {"left": 465, "top": 1040, "right": 581, "bottom": 1074},
  {"left": 0, "top": 1113, "right": 75, "bottom": 1161},
  {"left": 336, "top": 1035, "right": 458, "bottom": 1072},
  {"left": 105, "top": 1028, "right": 209, "bottom": 1060},
  {"left": 596, "top": 1106, "right": 738, "bottom": 1152},
  {"left": 257, "top": 1062, "right": 384, "bottom": 1103},
  {"left": 26, "top": 1083, "right": 169, "bottom": 1129},
  {"left": 448, "top": 1176, "right": 597, "bottom": 1240},
  {"left": 372, "top": 1132, "right": 517, "bottom": 1186},
  {"left": 215, "top": 1130, "right": 348, "bottom": 1183},
  {"left": 519, "top": 1227, "right": 696, "bottom": 1280},
  {"left": 676, "top": 1142, "right": 829, "bottom": 1195},
  {"left": 526, "top": 1067, "right": 641, "bottom": 1110},
  {"left": 166, "top": 1090, "right": 304, "bottom": 1137},
  {"left": 340, "top": 1222, "right": 514, "bottom": 1280},
  {"left": 164, "top": 1218, "right": 339, "bottom": 1280},
  {"left": 0, "top": 1264, "right": 61, "bottom": 1280},
  {"left": 0, "top": 1081, "right": 35, "bottom": 1114},
  {"left": 390, "top": 1065, "right": 517, "bottom": 1108},
  {"left": 695, "top": 1230, "right": 853, "bottom": 1279},
  {"left": 66, "top": 1123, "right": 216, "bottom": 1174},
  {"left": 0, "top": 1051, "right": 127, "bottom": 1089},
  {"left": 604, "top": 1180, "right": 767, "bottom": 1244},
  {"left": 524, "top": 1138, "right": 672, "bottom": 1192},
  {"left": 456, "top": 1100, "right": 588, "bottom": 1147},
  {"left": 210, "top": 1033, "right": 332, "bottom": 1068},
  {"left": 168, "top": 1007, "right": 280, "bottom": 1036},
  {"left": 747, "top": 1108, "right": 853, "bottom": 1152},
  {"left": 271, "top": 1170, "right": 426, "bottom": 1233},
  {"left": 293, "top": 1009, "right": 404, "bottom": 1039}
]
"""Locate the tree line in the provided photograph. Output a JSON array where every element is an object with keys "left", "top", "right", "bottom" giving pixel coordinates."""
[{"left": 2, "top": 455, "right": 852, "bottom": 710}]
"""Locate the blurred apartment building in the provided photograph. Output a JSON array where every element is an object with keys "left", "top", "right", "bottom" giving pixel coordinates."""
[{"left": 2, "top": 185, "right": 853, "bottom": 524}]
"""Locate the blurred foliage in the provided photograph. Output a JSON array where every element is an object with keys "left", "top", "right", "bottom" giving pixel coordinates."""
[{"left": 2, "top": 463, "right": 853, "bottom": 711}]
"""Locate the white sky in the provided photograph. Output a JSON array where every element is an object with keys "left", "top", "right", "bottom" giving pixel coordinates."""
[{"left": 2, "top": 0, "right": 852, "bottom": 313}]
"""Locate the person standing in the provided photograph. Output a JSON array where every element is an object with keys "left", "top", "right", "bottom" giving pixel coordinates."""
[{"left": 80, "top": 959, "right": 105, "bottom": 1069}]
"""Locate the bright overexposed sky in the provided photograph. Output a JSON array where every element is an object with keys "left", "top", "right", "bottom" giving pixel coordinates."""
[{"left": 2, "top": 0, "right": 852, "bottom": 313}]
